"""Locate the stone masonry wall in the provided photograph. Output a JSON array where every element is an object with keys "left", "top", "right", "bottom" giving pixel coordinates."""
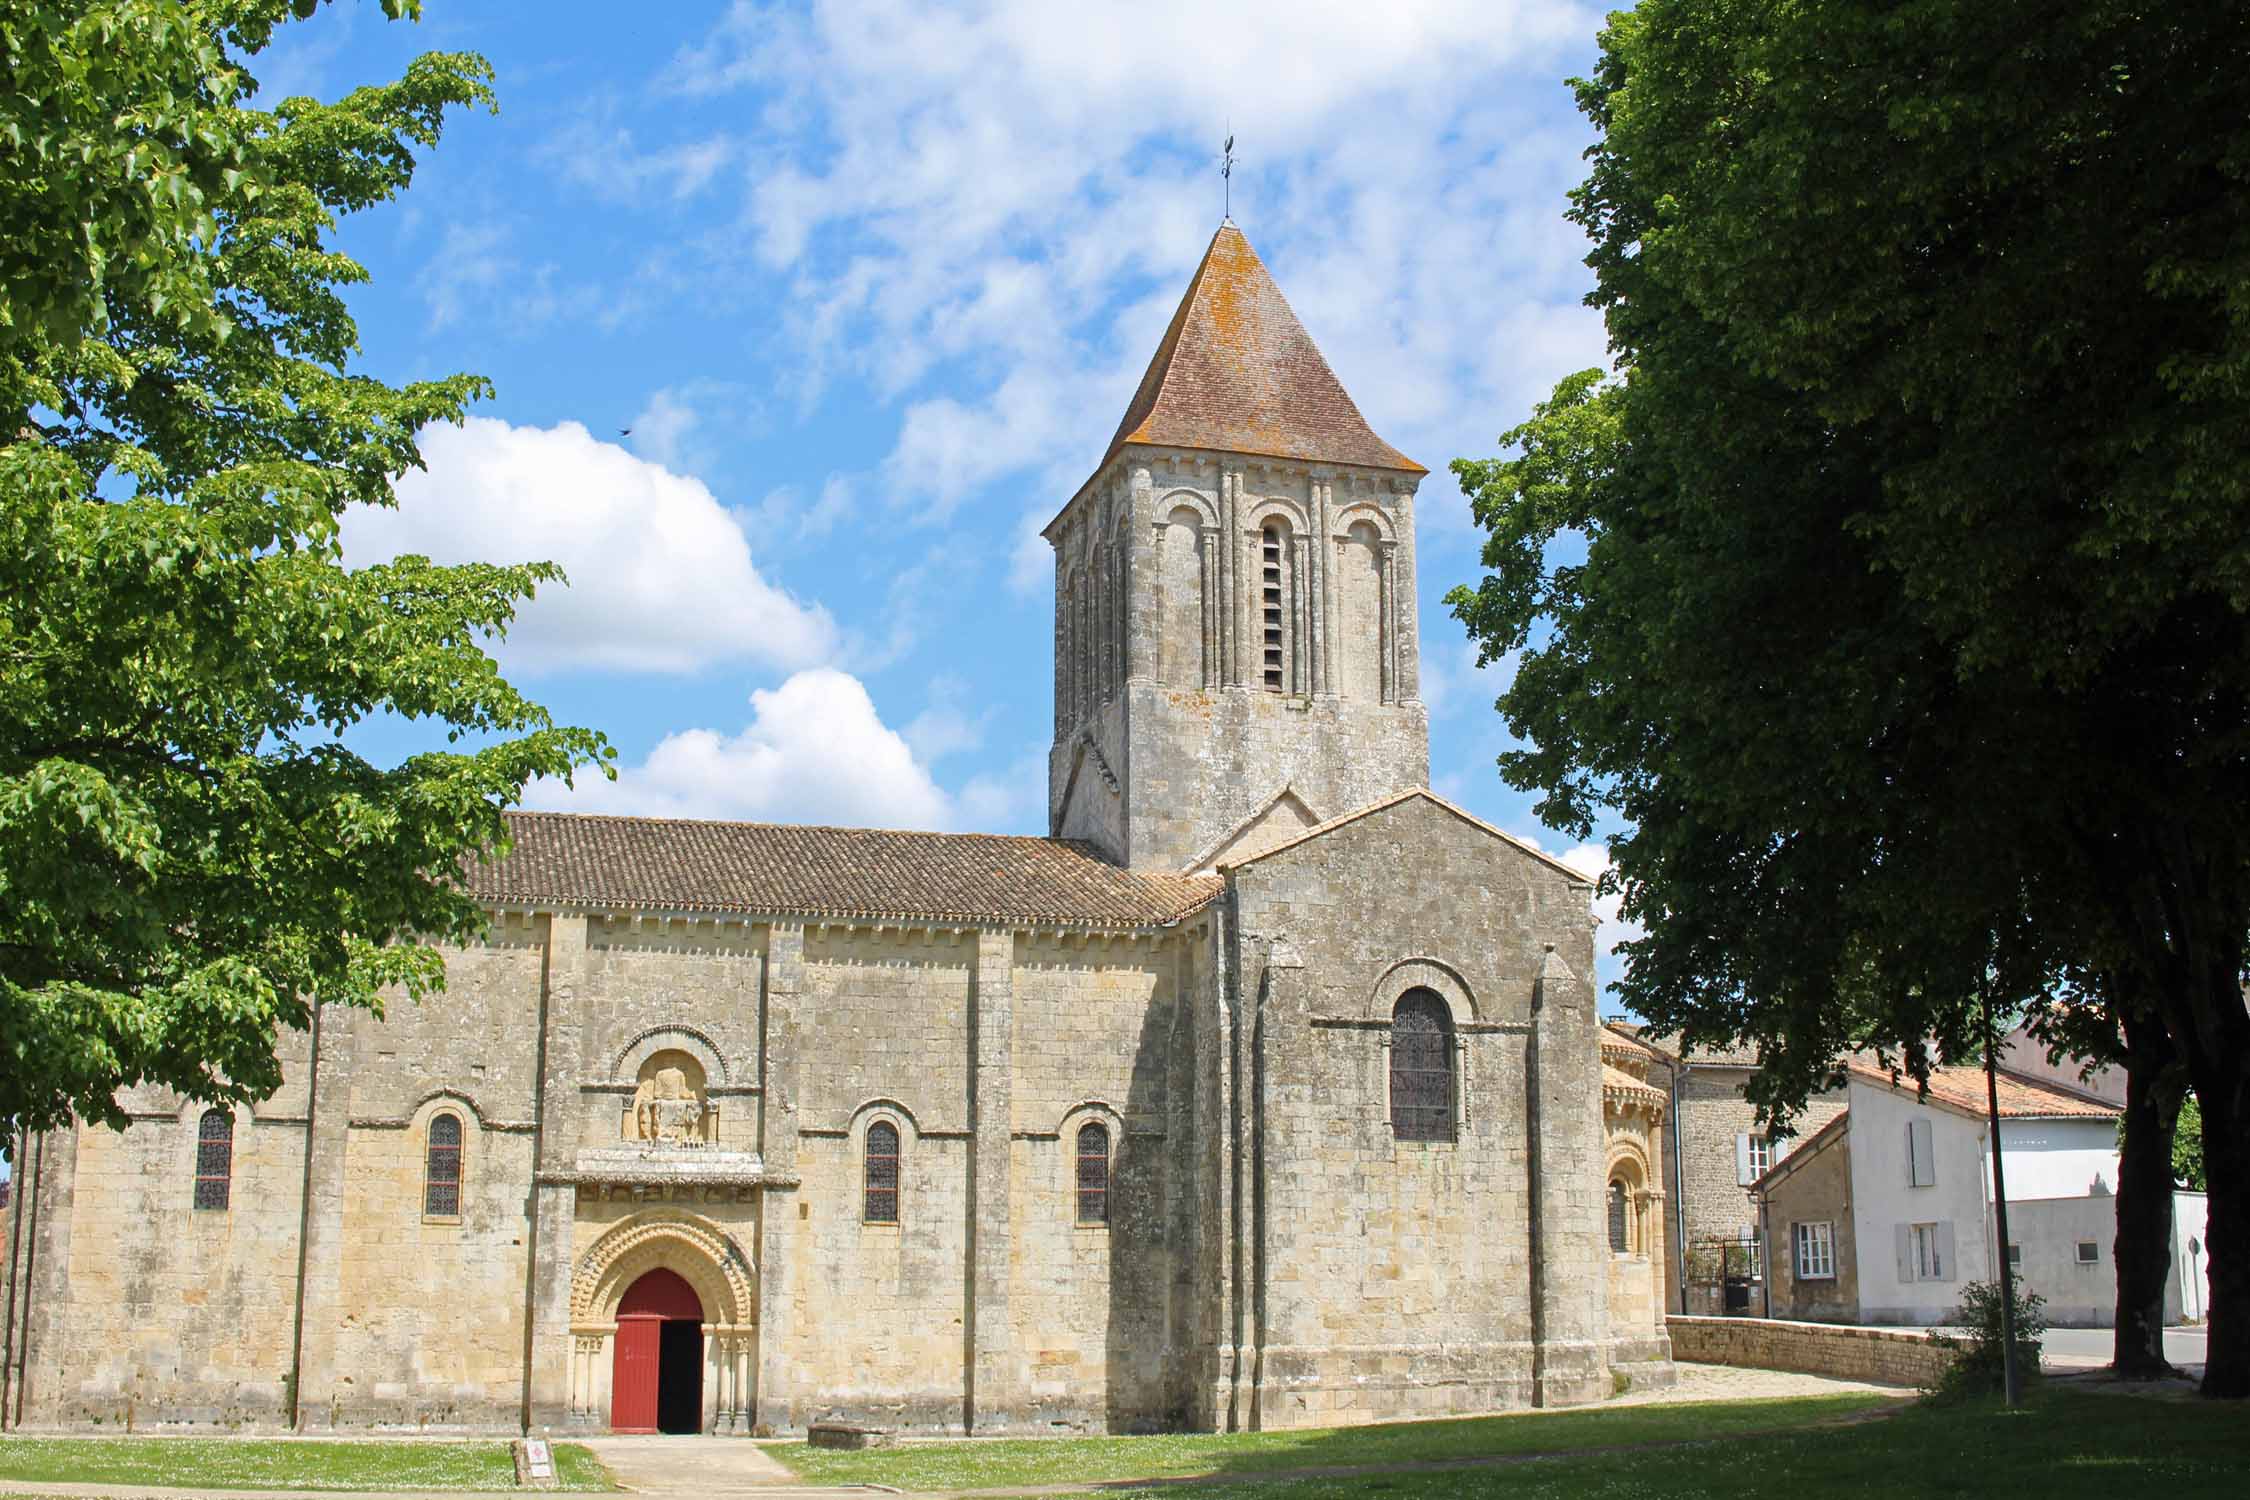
[
  {"left": 1047, "top": 453, "right": 1430, "bottom": 871},
  {"left": 1652, "top": 1062, "right": 1848, "bottom": 1316},
  {"left": 1763, "top": 1129, "right": 1860, "bottom": 1323},
  {"left": 1666, "top": 1315, "right": 1952, "bottom": 1387},
  {"left": 1226, "top": 792, "right": 1608, "bottom": 1427}
]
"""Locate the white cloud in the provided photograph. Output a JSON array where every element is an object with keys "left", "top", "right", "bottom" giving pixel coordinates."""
[
  {"left": 529, "top": 668, "right": 952, "bottom": 829},
  {"left": 346, "top": 416, "right": 837, "bottom": 676},
  {"left": 626, "top": 380, "right": 758, "bottom": 477},
  {"left": 1559, "top": 842, "right": 1642, "bottom": 993},
  {"left": 664, "top": 0, "right": 1610, "bottom": 525}
]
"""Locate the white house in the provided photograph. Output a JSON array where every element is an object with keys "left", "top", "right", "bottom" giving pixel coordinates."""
[{"left": 1756, "top": 1062, "right": 2151, "bottom": 1326}]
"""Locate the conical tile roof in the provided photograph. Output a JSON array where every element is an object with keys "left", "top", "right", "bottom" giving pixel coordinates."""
[{"left": 1097, "top": 224, "right": 1424, "bottom": 477}]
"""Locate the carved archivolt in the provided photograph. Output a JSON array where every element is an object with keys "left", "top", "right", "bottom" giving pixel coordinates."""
[
  {"left": 1606, "top": 1138, "right": 1654, "bottom": 1189},
  {"left": 1328, "top": 500, "right": 1397, "bottom": 543},
  {"left": 1367, "top": 957, "right": 1480, "bottom": 1024},
  {"left": 1156, "top": 488, "right": 1220, "bottom": 531},
  {"left": 571, "top": 1209, "right": 756, "bottom": 1327},
  {"left": 612, "top": 1025, "right": 729, "bottom": 1086}
]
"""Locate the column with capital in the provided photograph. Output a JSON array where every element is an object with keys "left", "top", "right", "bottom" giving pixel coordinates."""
[
  {"left": 1392, "top": 484, "right": 1422, "bottom": 702},
  {"left": 1126, "top": 467, "right": 1154, "bottom": 684}
]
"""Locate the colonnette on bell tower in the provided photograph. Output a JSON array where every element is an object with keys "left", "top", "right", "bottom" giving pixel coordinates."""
[{"left": 1045, "top": 224, "right": 1432, "bottom": 872}]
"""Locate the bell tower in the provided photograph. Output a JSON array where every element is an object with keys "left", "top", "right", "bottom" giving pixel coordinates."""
[{"left": 1045, "top": 224, "right": 1430, "bottom": 871}]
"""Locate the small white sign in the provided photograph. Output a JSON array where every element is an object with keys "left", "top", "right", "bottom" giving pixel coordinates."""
[{"left": 525, "top": 1438, "right": 554, "bottom": 1479}]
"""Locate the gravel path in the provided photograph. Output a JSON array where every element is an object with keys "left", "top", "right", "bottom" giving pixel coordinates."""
[{"left": 1607, "top": 1360, "right": 1912, "bottom": 1404}]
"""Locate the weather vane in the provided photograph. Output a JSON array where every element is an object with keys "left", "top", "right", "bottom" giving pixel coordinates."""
[{"left": 1221, "top": 131, "right": 1235, "bottom": 222}]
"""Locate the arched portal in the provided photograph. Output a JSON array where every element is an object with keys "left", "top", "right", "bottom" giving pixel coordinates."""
[{"left": 612, "top": 1268, "right": 704, "bottom": 1434}]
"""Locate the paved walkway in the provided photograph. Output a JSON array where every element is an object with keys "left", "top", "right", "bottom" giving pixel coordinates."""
[{"left": 576, "top": 1434, "right": 840, "bottom": 1496}]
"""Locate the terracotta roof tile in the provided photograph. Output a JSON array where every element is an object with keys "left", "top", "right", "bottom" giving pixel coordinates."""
[
  {"left": 1095, "top": 224, "right": 1424, "bottom": 479},
  {"left": 467, "top": 812, "right": 1222, "bottom": 929},
  {"left": 1847, "top": 1061, "right": 2121, "bottom": 1120}
]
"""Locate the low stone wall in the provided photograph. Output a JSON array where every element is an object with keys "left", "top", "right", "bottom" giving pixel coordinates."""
[{"left": 1666, "top": 1315, "right": 1954, "bottom": 1388}]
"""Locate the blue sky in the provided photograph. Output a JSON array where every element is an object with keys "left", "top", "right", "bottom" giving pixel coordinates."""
[{"left": 295, "top": 0, "right": 1635, "bottom": 991}]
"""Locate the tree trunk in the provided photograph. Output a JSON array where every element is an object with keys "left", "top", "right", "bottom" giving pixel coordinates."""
[
  {"left": 2196, "top": 1051, "right": 2250, "bottom": 1398},
  {"left": 2112, "top": 1003, "right": 2183, "bottom": 1378}
]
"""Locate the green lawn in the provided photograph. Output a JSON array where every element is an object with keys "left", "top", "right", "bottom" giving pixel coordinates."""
[
  {"left": 772, "top": 1390, "right": 2250, "bottom": 1498},
  {"left": 0, "top": 1435, "right": 613, "bottom": 1491},
  {"left": 771, "top": 1392, "right": 1896, "bottom": 1490}
]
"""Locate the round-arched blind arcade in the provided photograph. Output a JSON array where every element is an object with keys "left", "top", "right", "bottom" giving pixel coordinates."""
[
  {"left": 1389, "top": 990, "right": 1456, "bottom": 1141},
  {"left": 864, "top": 1120, "right": 900, "bottom": 1224},
  {"left": 425, "top": 1112, "right": 464, "bottom": 1217}
]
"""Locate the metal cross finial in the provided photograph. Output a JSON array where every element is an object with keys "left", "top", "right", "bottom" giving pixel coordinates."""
[{"left": 1221, "top": 132, "right": 1235, "bottom": 222}]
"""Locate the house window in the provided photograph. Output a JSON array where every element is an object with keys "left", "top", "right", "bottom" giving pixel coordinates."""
[
  {"left": 1912, "top": 1222, "right": 1946, "bottom": 1280},
  {"left": 1794, "top": 1221, "right": 1837, "bottom": 1280},
  {"left": 1260, "top": 523, "right": 1285, "bottom": 690},
  {"left": 424, "top": 1112, "right": 463, "bottom": 1218},
  {"left": 193, "top": 1109, "right": 233, "bottom": 1211},
  {"left": 864, "top": 1120, "right": 900, "bottom": 1224},
  {"left": 1747, "top": 1134, "right": 1773, "bottom": 1177},
  {"left": 1388, "top": 990, "right": 1456, "bottom": 1142},
  {"left": 1076, "top": 1123, "right": 1110, "bottom": 1225},
  {"left": 1607, "top": 1180, "right": 1630, "bottom": 1253},
  {"left": 1907, "top": 1117, "right": 1937, "bottom": 1187},
  {"left": 2076, "top": 1240, "right": 2100, "bottom": 1265},
  {"left": 2007, "top": 1244, "right": 2023, "bottom": 1268}
]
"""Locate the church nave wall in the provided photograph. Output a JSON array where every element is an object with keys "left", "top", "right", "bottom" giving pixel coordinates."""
[
  {"left": 38, "top": 1110, "right": 306, "bottom": 1429},
  {"left": 317, "top": 1114, "right": 533, "bottom": 1429}
]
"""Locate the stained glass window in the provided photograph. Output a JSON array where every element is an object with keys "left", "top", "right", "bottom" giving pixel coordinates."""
[
  {"left": 425, "top": 1112, "right": 463, "bottom": 1218},
  {"left": 864, "top": 1120, "right": 900, "bottom": 1224},
  {"left": 193, "top": 1110, "right": 232, "bottom": 1211},
  {"left": 1389, "top": 990, "right": 1456, "bottom": 1141},
  {"left": 1076, "top": 1123, "right": 1110, "bottom": 1225}
]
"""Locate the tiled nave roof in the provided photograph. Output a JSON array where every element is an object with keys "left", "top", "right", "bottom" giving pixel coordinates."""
[{"left": 469, "top": 811, "right": 1223, "bottom": 930}]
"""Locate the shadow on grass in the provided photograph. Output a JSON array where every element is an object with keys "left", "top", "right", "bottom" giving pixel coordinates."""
[
  {"left": 1068, "top": 1390, "right": 2250, "bottom": 1500},
  {"left": 773, "top": 1393, "right": 1897, "bottom": 1492}
]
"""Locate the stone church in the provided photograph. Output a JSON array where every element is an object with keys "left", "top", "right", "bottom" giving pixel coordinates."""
[{"left": 0, "top": 225, "right": 1672, "bottom": 1437}]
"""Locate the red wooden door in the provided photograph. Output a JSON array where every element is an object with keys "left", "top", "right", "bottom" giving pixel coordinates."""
[
  {"left": 611, "top": 1269, "right": 703, "bottom": 1434},
  {"left": 611, "top": 1318, "right": 661, "bottom": 1433}
]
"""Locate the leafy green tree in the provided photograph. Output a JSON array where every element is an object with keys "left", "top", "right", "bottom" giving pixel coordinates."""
[
  {"left": 1449, "top": 0, "right": 2250, "bottom": 1395},
  {"left": 2177, "top": 1095, "right": 2207, "bottom": 1192},
  {"left": 0, "top": 1, "right": 607, "bottom": 1132}
]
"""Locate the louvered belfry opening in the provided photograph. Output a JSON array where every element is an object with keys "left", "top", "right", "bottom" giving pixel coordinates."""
[
  {"left": 1260, "top": 524, "right": 1285, "bottom": 689},
  {"left": 1389, "top": 989, "right": 1456, "bottom": 1141}
]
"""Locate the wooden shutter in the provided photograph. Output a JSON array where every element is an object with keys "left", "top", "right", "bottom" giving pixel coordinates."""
[
  {"left": 1735, "top": 1133, "right": 1754, "bottom": 1186},
  {"left": 1908, "top": 1118, "right": 1936, "bottom": 1187},
  {"left": 1895, "top": 1222, "right": 1915, "bottom": 1283},
  {"left": 1936, "top": 1221, "right": 1957, "bottom": 1282}
]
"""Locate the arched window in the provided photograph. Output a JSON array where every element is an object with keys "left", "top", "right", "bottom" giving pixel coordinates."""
[
  {"left": 193, "top": 1109, "right": 233, "bottom": 1211},
  {"left": 864, "top": 1120, "right": 900, "bottom": 1224},
  {"left": 425, "top": 1112, "right": 464, "bottom": 1217},
  {"left": 1388, "top": 990, "right": 1456, "bottom": 1141},
  {"left": 1608, "top": 1179, "right": 1630, "bottom": 1253},
  {"left": 1076, "top": 1123, "right": 1110, "bottom": 1224}
]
